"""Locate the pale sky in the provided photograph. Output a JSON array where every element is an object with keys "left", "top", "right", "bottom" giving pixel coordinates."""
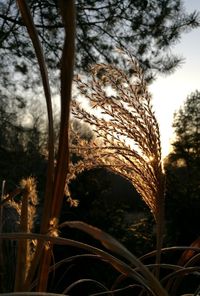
[{"left": 150, "top": 0, "right": 200, "bottom": 158}]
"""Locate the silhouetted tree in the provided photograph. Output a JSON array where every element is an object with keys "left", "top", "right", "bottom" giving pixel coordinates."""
[
  {"left": 165, "top": 91, "right": 200, "bottom": 245},
  {"left": 0, "top": 94, "right": 47, "bottom": 194},
  {"left": 0, "top": 0, "right": 199, "bottom": 96}
]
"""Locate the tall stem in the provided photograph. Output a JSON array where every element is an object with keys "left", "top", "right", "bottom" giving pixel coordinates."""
[{"left": 36, "top": 0, "right": 76, "bottom": 291}]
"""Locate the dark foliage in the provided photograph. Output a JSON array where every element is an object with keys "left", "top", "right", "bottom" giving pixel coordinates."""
[
  {"left": 0, "top": 93, "right": 47, "bottom": 196},
  {"left": 0, "top": 0, "right": 199, "bottom": 96},
  {"left": 165, "top": 90, "right": 200, "bottom": 245}
]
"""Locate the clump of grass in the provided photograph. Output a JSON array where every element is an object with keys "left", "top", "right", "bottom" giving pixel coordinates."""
[{"left": 0, "top": 1, "right": 200, "bottom": 295}]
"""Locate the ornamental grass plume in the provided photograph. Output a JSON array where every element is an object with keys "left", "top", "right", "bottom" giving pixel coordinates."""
[
  {"left": 0, "top": 177, "right": 38, "bottom": 292},
  {"left": 70, "top": 50, "right": 165, "bottom": 267},
  {"left": 14, "top": 177, "right": 38, "bottom": 289},
  {"left": 0, "top": 189, "right": 21, "bottom": 292}
]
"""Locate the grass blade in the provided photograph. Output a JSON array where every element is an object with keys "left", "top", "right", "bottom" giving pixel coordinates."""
[
  {"left": 0, "top": 232, "right": 167, "bottom": 295},
  {"left": 59, "top": 221, "right": 168, "bottom": 295}
]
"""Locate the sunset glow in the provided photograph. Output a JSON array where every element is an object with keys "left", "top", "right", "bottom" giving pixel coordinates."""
[{"left": 150, "top": 0, "right": 200, "bottom": 158}]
